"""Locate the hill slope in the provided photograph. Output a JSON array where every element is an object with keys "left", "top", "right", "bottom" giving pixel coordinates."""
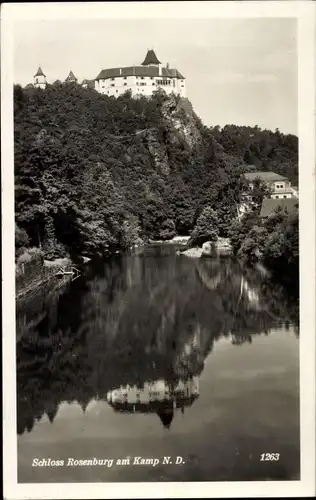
[{"left": 14, "top": 84, "right": 298, "bottom": 259}]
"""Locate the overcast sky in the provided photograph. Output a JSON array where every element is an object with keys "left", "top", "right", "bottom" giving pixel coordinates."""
[{"left": 13, "top": 18, "right": 297, "bottom": 135}]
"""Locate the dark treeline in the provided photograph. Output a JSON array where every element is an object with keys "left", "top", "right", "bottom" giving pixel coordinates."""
[
  {"left": 209, "top": 124, "right": 298, "bottom": 185},
  {"left": 16, "top": 254, "right": 299, "bottom": 435},
  {"left": 14, "top": 83, "right": 298, "bottom": 265}
]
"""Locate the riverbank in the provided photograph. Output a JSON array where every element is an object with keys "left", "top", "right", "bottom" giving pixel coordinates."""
[
  {"left": 148, "top": 235, "right": 191, "bottom": 245},
  {"left": 16, "top": 254, "right": 91, "bottom": 300},
  {"left": 179, "top": 238, "right": 233, "bottom": 258}
]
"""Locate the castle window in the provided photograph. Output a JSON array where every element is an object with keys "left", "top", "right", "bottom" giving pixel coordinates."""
[
  {"left": 111, "top": 84, "right": 115, "bottom": 87},
  {"left": 283, "top": 195, "right": 287, "bottom": 198},
  {"left": 124, "top": 77, "right": 127, "bottom": 80},
  {"left": 141, "top": 77, "right": 144, "bottom": 79},
  {"left": 275, "top": 195, "right": 279, "bottom": 199},
  {"left": 111, "top": 78, "right": 115, "bottom": 81},
  {"left": 152, "top": 83, "right": 155, "bottom": 85},
  {"left": 124, "top": 83, "right": 127, "bottom": 86}
]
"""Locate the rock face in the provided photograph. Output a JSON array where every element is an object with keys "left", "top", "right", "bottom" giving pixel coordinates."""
[
  {"left": 161, "top": 95, "right": 203, "bottom": 150},
  {"left": 181, "top": 248, "right": 203, "bottom": 258},
  {"left": 202, "top": 241, "right": 213, "bottom": 254},
  {"left": 146, "top": 130, "right": 170, "bottom": 176},
  {"left": 180, "top": 239, "right": 232, "bottom": 259}
]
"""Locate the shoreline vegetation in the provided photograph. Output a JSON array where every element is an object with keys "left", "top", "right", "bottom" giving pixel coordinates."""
[{"left": 14, "top": 84, "right": 298, "bottom": 298}]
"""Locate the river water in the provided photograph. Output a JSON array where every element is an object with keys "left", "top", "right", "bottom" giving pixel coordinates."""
[{"left": 16, "top": 244, "right": 300, "bottom": 482}]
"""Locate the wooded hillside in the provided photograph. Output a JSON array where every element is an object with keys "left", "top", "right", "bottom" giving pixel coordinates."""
[{"left": 14, "top": 83, "right": 298, "bottom": 260}]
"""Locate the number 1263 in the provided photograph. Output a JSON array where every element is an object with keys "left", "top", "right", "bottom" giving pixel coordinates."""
[{"left": 260, "top": 453, "right": 280, "bottom": 461}]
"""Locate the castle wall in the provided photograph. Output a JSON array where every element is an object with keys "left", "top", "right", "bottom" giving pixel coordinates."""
[
  {"left": 34, "top": 76, "right": 46, "bottom": 89},
  {"left": 96, "top": 74, "right": 186, "bottom": 98}
]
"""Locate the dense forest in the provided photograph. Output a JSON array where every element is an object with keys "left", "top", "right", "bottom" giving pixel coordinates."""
[{"left": 14, "top": 83, "right": 298, "bottom": 267}]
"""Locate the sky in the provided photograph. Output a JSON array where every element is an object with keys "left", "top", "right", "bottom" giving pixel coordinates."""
[{"left": 13, "top": 18, "right": 297, "bottom": 135}]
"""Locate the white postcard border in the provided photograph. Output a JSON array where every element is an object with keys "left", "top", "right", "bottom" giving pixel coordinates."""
[{"left": 2, "top": 2, "right": 315, "bottom": 499}]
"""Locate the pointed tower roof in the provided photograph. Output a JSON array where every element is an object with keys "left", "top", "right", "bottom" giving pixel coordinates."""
[
  {"left": 141, "top": 49, "right": 161, "bottom": 66},
  {"left": 157, "top": 408, "right": 174, "bottom": 429},
  {"left": 34, "top": 66, "right": 46, "bottom": 78},
  {"left": 65, "top": 70, "right": 77, "bottom": 82}
]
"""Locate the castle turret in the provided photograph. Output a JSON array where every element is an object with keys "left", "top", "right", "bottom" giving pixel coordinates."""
[
  {"left": 157, "top": 407, "right": 174, "bottom": 429},
  {"left": 141, "top": 49, "right": 161, "bottom": 66},
  {"left": 142, "top": 48, "right": 162, "bottom": 76},
  {"left": 34, "top": 66, "right": 46, "bottom": 89},
  {"left": 65, "top": 70, "right": 78, "bottom": 84}
]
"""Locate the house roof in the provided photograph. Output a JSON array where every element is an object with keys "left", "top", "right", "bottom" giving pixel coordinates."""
[
  {"left": 244, "top": 171, "right": 288, "bottom": 182},
  {"left": 260, "top": 198, "right": 299, "bottom": 218},
  {"left": 142, "top": 49, "right": 161, "bottom": 66},
  {"left": 95, "top": 65, "right": 185, "bottom": 80},
  {"left": 65, "top": 70, "right": 77, "bottom": 82},
  {"left": 34, "top": 66, "right": 46, "bottom": 78}
]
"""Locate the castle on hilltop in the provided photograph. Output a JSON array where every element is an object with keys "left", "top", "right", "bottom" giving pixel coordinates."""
[
  {"left": 95, "top": 49, "right": 186, "bottom": 98},
  {"left": 30, "top": 49, "right": 186, "bottom": 98}
]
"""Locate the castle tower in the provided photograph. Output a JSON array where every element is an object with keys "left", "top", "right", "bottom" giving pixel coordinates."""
[
  {"left": 157, "top": 407, "right": 174, "bottom": 429},
  {"left": 34, "top": 66, "right": 46, "bottom": 89},
  {"left": 142, "top": 48, "right": 162, "bottom": 76},
  {"left": 65, "top": 70, "right": 78, "bottom": 84},
  {"left": 141, "top": 49, "right": 161, "bottom": 66}
]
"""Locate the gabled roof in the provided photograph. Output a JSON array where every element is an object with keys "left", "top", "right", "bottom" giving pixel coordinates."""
[
  {"left": 142, "top": 49, "right": 161, "bottom": 66},
  {"left": 244, "top": 171, "right": 288, "bottom": 182},
  {"left": 95, "top": 65, "right": 185, "bottom": 80},
  {"left": 65, "top": 70, "right": 77, "bottom": 82},
  {"left": 260, "top": 198, "right": 299, "bottom": 218},
  {"left": 34, "top": 66, "right": 46, "bottom": 78}
]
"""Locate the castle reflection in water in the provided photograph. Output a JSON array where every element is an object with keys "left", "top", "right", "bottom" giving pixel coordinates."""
[
  {"left": 106, "top": 377, "right": 200, "bottom": 429},
  {"left": 16, "top": 249, "right": 299, "bottom": 437}
]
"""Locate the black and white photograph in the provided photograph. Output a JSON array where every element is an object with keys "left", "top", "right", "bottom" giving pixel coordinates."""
[{"left": 2, "top": 1, "right": 315, "bottom": 498}]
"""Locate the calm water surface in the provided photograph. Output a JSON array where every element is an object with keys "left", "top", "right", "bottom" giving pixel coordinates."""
[{"left": 16, "top": 245, "right": 300, "bottom": 482}]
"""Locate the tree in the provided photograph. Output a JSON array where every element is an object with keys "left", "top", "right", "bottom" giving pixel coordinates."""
[{"left": 190, "top": 206, "right": 219, "bottom": 247}]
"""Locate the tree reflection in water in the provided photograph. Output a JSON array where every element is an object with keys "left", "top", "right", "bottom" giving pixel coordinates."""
[{"left": 16, "top": 247, "right": 299, "bottom": 435}]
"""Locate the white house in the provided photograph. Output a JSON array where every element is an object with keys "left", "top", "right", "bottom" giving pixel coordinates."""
[
  {"left": 244, "top": 171, "right": 294, "bottom": 199},
  {"left": 95, "top": 49, "right": 186, "bottom": 98},
  {"left": 33, "top": 66, "right": 47, "bottom": 89}
]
